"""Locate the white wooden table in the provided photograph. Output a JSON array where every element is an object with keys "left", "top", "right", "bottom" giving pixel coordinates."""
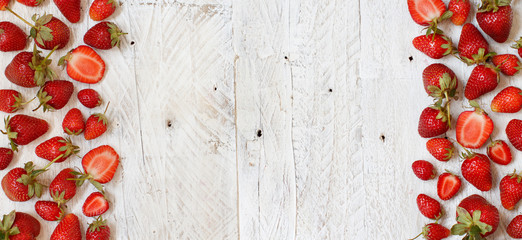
[{"left": 1, "top": 0, "right": 521, "bottom": 239}]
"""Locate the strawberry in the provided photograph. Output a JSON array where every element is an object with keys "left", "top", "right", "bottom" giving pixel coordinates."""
[
  {"left": 1, "top": 162, "right": 50, "bottom": 201},
  {"left": 451, "top": 195, "right": 499, "bottom": 238},
  {"left": 86, "top": 217, "right": 111, "bottom": 240},
  {"left": 461, "top": 151, "right": 492, "bottom": 191},
  {"left": 0, "top": 0, "right": 9, "bottom": 10},
  {"left": 500, "top": 171, "right": 522, "bottom": 210},
  {"left": 35, "top": 136, "right": 79, "bottom": 163},
  {"left": 417, "top": 193, "right": 443, "bottom": 219},
  {"left": 0, "top": 21, "right": 26, "bottom": 52},
  {"left": 411, "top": 223, "right": 450, "bottom": 240},
  {"left": 53, "top": 0, "right": 80, "bottom": 23},
  {"left": 62, "top": 108, "right": 84, "bottom": 135},
  {"left": 458, "top": 23, "right": 491, "bottom": 64},
  {"left": 487, "top": 140, "right": 512, "bottom": 165},
  {"left": 0, "top": 90, "right": 29, "bottom": 113},
  {"left": 16, "top": 0, "right": 42, "bottom": 7},
  {"left": 34, "top": 80, "right": 74, "bottom": 112},
  {"left": 84, "top": 21, "right": 126, "bottom": 49},
  {"left": 2, "top": 114, "right": 49, "bottom": 151},
  {"left": 59, "top": 45, "right": 106, "bottom": 84},
  {"left": 476, "top": 0, "right": 512, "bottom": 43},
  {"left": 491, "top": 86, "right": 522, "bottom": 113},
  {"left": 508, "top": 215, "right": 522, "bottom": 238},
  {"left": 0, "top": 147, "right": 13, "bottom": 170},
  {"left": 512, "top": 37, "right": 522, "bottom": 58},
  {"left": 437, "top": 172, "right": 461, "bottom": 200},
  {"left": 506, "top": 119, "right": 522, "bottom": 151},
  {"left": 449, "top": 0, "right": 470, "bottom": 25},
  {"left": 73, "top": 145, "right": 119, "bottom": 191},
  {"left": 50, "top": 213, "right": 82, "bottom": 240},
  {"left": 0, "top": 211, "right": 40, "bottom": 239},
  {"left": 30, "top": 14, "right": 70, "bottom": 50},
  {"left": 83, "top": 192, "right": 109, "bottom": 217},
  {"left": 491, "top": 54, "right": 521, "bottom": 76},
  {"left": 78, "top": 89, "right": 103, "bottom": 108},
  {"left": 412, "top": 160, "right": 436, "bottom": 180},
  {"left": 49, "top": 168, "right": 77, "bottom": 204},
  {"left": 422, "top": 63, "right": 458, "bottom": 99},
  {"left": 456, "top": 101, "right": 494, "bottom": 149},
  {"left": 464, "top": 64, "right": 499, "bottom": 100},
  {"left": 89, "top": 0, "right": 117, "bottom": 21},
  {"left": 426, "top": 138, "right": 454, "bottom": 161},
  {"left": 84, "top": 104, "right": 109, "bottom": 140},
  {"left": 413, "top": 34, "right": 453, "bottom": 59},
  {"left": 9, "top": 232, "right": 34, "bottom": 240},
  {"left": 35, "top": 200, "right": 63, "bottom": 221},
  {"left": 5, "top": 48, "right": 55, "bottom": 88},
  {"left": 418, "top": 102, "right": 450, "bottom": 138}
]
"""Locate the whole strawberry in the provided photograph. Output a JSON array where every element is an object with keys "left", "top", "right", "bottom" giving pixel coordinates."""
[
  {"left": 449, "top": 0, "right": 470, "bottom": 25},
  {"left": 491, "top": 86, "right": 522, "bottom": 113},
  {"left": 461, "top": 151, "right": 492, "bottom": 191},
  {"left": 35, "top": 200, "right": 63, "bottom": 221},
  {"left": 0, "top": 147, "right": 13, "bottom": 170},
  {"left": 500, "top": 171, "right": 522, "bottom": 210},
  {"left": 0, "top": 90, "right": 27, "bottom": 113},
  {"left": 62, "top": 108, "right": 84, "bottom": 135},
  {"left": 451, "top": 194, "right": 499, "bottom": 238},
  {"left": 422, "top": 63, "right": 458, "bottom": 99},
  {"left": 86, "top": 217, "right": 111, "bottom": 240},
  {"left": 458, "top": 23, "right": 491, "bottom": 64},
  {"left": 1, "top": 162, "right": 49, "bottom": 201},
  {"left": 84, "top": 22, "right": 126, "bottom": 49},
  {"left": 2, "top": 114, "right": 49, "bottom": 151},
  {"left": 89, "top": 0, "right": 117, "bottom": 21},
  {"left": 31, "top": 14, "right": 70, "bottom": 50},
  {"left": 0, "top": 211, "right": 40, "bottom": 239},
  {"left": 417, "top": 194, "right": 442, "bottom": 219},
  {"left": 413, "top": 34, "right": 453, "bottom": 59},
  {"left": 53, "top": 0, "right": 81, "bottom": 23},
  {"left": 412, "top": 160, "right": 436, "bottom": 180},
  {"left": 491, "top": 54, "right": 520, "bottom": 76},
  {"left": 476, "top": 0, "right": 512, "bottom": 43},
  {"left": 34, "top": 80, "right": 74, "bottom": 112},
  {"left": 78, "top": 89, "right": 103, "bottom": 108},
  {"left": 508, "top": 215, "right": 522, "bottom": 238},
  {"left": 49, "top": 168, "right": 77, "bottom": 204},
  {"left": 506, "top": 119, "right": 522, "bottom": 151},
  {"left": 456, "top": 101, "right": 494, "bottom": 149},
  {"left": 512, "top": 37, "right": 522, "bottom": 58},
  {"left": 5, "top": 49, "right": 55, "bottom": 88},
  {"left": 411, "top": 223, "right": 450, "bottom": 240},
  {"left": 426, "top": 138, "right": 454, "bottom": 161},
  {"left": 0, "top": 21, "right": 26, "bottom": 52},
  {"left": 488, "top": 140, "right": 512, "bottom": 165},
  {"left": 35, "top": 136, "right": 79, "bottom": 163},
  {"left": 418, "top": 102, "right": 450, "bottom": 138},
  {"left": 464, "top": 64, "right": 499, "bottom": 100},
  {"left": 437, "top": 172, "right": 461, "bottom": 200},
  {"left": 84, "top": 104, "right": 109, "bottom": 140},
  {"left": 16, "top": 0, "right": 42, "bottom": 7},
  {"left": 50, "top": 213, "right": 81, "bottom": 240}
]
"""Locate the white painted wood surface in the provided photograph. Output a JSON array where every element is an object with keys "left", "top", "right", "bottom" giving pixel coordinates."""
[{"left": 1, "top": 0, "right": 520, "bottom": 239}]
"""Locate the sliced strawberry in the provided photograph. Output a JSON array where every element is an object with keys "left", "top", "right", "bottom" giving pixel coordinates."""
[
  {"left": 456, "top": 101, "right": 494, "bottom": 149},
  {"left": 74, "top": 145, "right": 119, "bottom": 192},
  {"left": 407, "top": 0, "right": 447, "bottom": 26},
  {"left": 488, "top": 140, "right": 512, "bottom": 165},
  {"left": 437, "top": 172, "right": 461, "bottom": 200},
  {"left": 82, "top": 192, "right": 109, "bottom": 217},
  {"left": 59, "top": 45, "right": 105, "bottom": 84}
]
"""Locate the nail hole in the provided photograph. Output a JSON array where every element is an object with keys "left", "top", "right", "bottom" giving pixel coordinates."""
[
  {"left": 408, "top": 56, "right": 413, "bottom": 61},
  {"left": 167, "top": 121, "right": 172, "bottom": 128},
  {"left": 214, "top": 87, "right": 217, "bottom": 91},
  {"left": 380, "top": 135, "right": 385, "bottom": 142},
  {"left": 284, "top": 56, "right": 288, "bottom": 60},
  {"left": 257, "top": 130, "right": 263, "bottom": 137},
  {"left": 130, "top": 41, "right": 135, "bottom": 45},
  {"left": 329, "top": 89, "right": 333, "bottom": 92}
]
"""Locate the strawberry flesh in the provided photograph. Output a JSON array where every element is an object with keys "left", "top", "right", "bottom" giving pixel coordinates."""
[
  {"left": 437, "top": 172, "right": 461, "bottom": 200},
  {"left": 407, "top": 0, "right": 446, "bottom": 26},
  {"left": 456, "top": 110, "right": 493, "bottom": 149},
  {"left": 62, "top": 45, "right": 105, "bottom": 84},
  {"left": 82, "top": 145, "right": 119, "bottom": 184}
]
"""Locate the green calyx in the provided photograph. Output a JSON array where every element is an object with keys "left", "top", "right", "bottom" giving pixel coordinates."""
[
  {"left": 0, "top": 211, "right": 20, "bottom": 239},
  {"left": 451, "top": 208, "right": 492, "bottom": 239},
  {"left": 17, "top": 162, "right": 45, "bottom": 198},
  {"left": 509, "top": 169, "right": 522, "bottom": 183},
  {"left": 69, "top": 170, "right": 105, "bottom": 193},
  {"left": 28, "top": 44, "right": 57, "bottom": 87},
  {"left": 9, "top": 93, "right": 32, "bottom": 113},
  {"left": 88, "top": 216, "right": 108, "bottom": 233},
  {"left": 425, "top": 11, "right": 453, "bottom": 38},
  {"left": 427, "top": 73, "right": 458, "bottom": 100},
  {"left": 1, "top": 116, "right": 19, "bottom": 152},
  {"left": 30, "top": 13, "right": 54, "bottom": 46},
  {"left": 478, "top": 0, "right": 511, "bottom": 13},
  {"left": 58, "top": 137, "right": 80, "bottom": 159},
  {"left": 430, "top": 99, "right": 452, "bottom": 127},
  {"left": 107, "top": 22, "right": 127, "bottom": 48},
  {"left": 107, "top": 0, "right": 118, "bottom": 9},
  {"left": 461, "top": 48, "right": 496, "bottom": 66},
  {"left": 511, "top": 37, "right": 522, "bottom": 50},
  {"left": 33, "top": 86, "right": 54, "bottom": 112}
]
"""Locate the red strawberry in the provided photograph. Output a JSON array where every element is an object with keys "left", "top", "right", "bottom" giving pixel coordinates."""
[
  {"left": 487, "top": 140, "right": 512, "bottom": 165},
  {"left": 426, "top": 138, "right": 454, "bottom": 161},
  {"left": 491, "top": 86, "right": 522, "bottom": 113},
  {"left": 49, "top": 168, "right": 77, "bottom": 204},
  {"left": 86, "top": 217, "right": 111, "bottom": 240},
  {"left": 73, "top": 145, "right": 119, "bottom": 191},
  {"left": 456, "top": 101, "right": 494, "bottom": 149},
  {"left": 500, "top": 171, "right": 522, "bottom": 210},
  {"left": 491, "top": 54, "right": 521, "bottom": 76},
  {"left": 411, "top": 223, "right": 450, "bottom": 240},
  {"left": 83, "top": 192, "right": 109, "bottom": 217},
  {"left": 2, "top": 114, "right": 49, "bottom": 151},
  {"left": 461, "top": 151, "right": 492, "bottom": 191},
  {"left": 422, "top": 63, "right": 458, "bottom": 99},
  {"left": 417, "top": 194, "right": 442, "bottom": 219},
  {"left": 0, "top": 211, "right": 39, "bottom": 239},
  {"left": 34, "top": 80, "right": 74, "bottom": 112},
  {"left": 508, "top": 215, "right": 522, "bottom": 238},
  {"left": 464, "top": 64, "right": 499, "bottom": 100},
  {"left": 458, "top": 23, "right": 490, "bottom": 64},
  {"left": 506, "top": 119, "right": 522, "bottom": 151},
  {"left": 437, "top": 172, "right": 461, "bottom": 200},
  {"left": 0, "top": 21, "right": 26, "bottom": 52},
  {"left": 413, "top": 34, "right": 453, "bottom": 59},
  {"left": 0, "top": 0, "right": 10, "bottom": 10},
  {"left": 512, "top": 37, "right": 522, "bottom": 58},
  {"left": 449, "top": 0, "right": 470, "bottom": 25},
  {"left": 412, "top": 160, "right": 436, "bottom": 180},
  {"left": 89, "top": 0, "right": 117, "bottom": 21},
  {"left": 0, "top": 147, "right": 14, "bottom": 170},
  {"left": 78, "top": 89, "right": 103, "bottom": 108},
  {"left": 12, "top": 212, "right": 40, "bottom": 237},
  {"left": 35, "top": 136, "right": 79, "bottom": 163},
  {"left": 0, "top": 90, "right": 29, "bottom": 113},
  {"left": 10, "top": 232, "right": 34, "bottom": 240},
  {"left": 1, "top": 162, "right": 51, "bottom": 201},
  {"left": 5, "top": 49, "right": 55, "bottom": 88},
  {"left": 50, "top": 213, "right": 82, "bottom": 240},
  {"left": 451, "top": 195, "right": 499, "bottom": 238},
  {"left": 59, "top": 45, "right": 106, "bottom": 84},
  {"left": 31, "top": 14, "right": 70, "bottom": 50},
  {"left": 16, "top": 0, "right": 42, "bottom": 7},
  {"left": 35, "top": 200, "right": 63, "bottom": 221},
  {"left": 418, "top": 102, "right": 450, "bottom": 138},
  {"left": 84, "top": 22, "right": 126, "bottom": 49},
  {"left": 53, "top": 0, "right": 80, "bottom": 23},
  {"left": 84, "top": 104, "right": 109, "bottom": 140},
  {"left": 62, "top": 108, "right": 84, "bottom": 135},
  {"left": 476, "top": 1, "right": 512, "bottom": 43}
]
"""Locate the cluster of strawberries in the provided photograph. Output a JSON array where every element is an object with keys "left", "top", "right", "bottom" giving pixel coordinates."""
[
  {"left": 408, "top": 0, "right": 522, "bottom": 239},
  {"left": 0, "top": 0, "right": 125, "bottom": 239}
]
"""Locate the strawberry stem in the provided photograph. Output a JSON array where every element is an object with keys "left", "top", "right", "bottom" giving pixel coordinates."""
[
  {"left": 5, "top": 7, "right": 36, "bottom": 28},
  {"left": 41, "top": 154, "right": 63, "bottom": 171},
  {"left": 409, "top": 232, "right": 422, "bottom": 240},
  {"left": 103, "top": 102, "right": 110, "bottom": 115},
  {"left": 43, "top": 45, "right": 59, "bottom": 62}
]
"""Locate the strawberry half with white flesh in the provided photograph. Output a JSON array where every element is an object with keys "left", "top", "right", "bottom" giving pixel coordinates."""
[{"left": 456, "top": 101, "right": 494, "bottom": 149}]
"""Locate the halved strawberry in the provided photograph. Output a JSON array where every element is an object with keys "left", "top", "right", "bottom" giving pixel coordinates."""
[
  {"left": 59, "top": 45, "right": 105, "bottom": 84},
  {"left": 456, "top": 101, "right": 494, "bottom": 149},
  {"left": 407, "top": 0, "right": 447, "bottom": 27},
  {"left": 488, "top": 140, "right": 512, "bottom": 165},
  {"left": 73, "top": 145, "right": 119, "bottom": 192},
  {"left": 82, "top": 192, "right": 109, "bottom": 217},
  {"left": 437, "top": 172, "right": 461, "bottom": 200}
]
